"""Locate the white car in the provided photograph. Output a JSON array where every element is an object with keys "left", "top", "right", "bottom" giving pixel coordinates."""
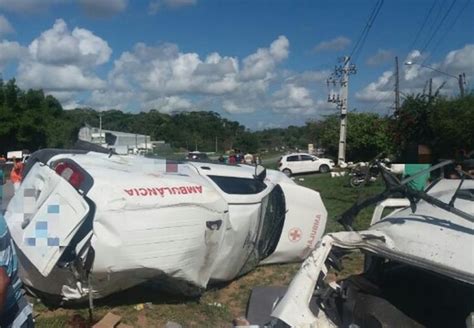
[
  {"left": 5, "top": 149, "right": 327, "bottom": 303},
  {"left": 278, "top": 153, "right": 335, "bottom": 176},
  {"left": 247, "top": 161, "right": 474, "bottom": 327}
]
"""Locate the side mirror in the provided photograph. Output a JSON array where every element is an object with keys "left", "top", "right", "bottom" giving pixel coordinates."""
[
  {"left": 312, "top": 158, "right": 316, "bottom": 161},
  {"left": 254, "top": 165, "right": 267, "bottom": 182}
]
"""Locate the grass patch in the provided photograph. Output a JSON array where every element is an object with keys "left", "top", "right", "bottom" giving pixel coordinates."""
[{"left": 295, "top": 173, "right": 384, "bottom": 232}]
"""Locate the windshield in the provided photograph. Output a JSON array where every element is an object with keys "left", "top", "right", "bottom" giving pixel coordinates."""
[
  {"left": 208, "top": 175, "right": 267, "bottom": 194},
  {"left": 236, "top": 184, "right": 286, "bottom": 276},
  {"left": 257, "top": 184, "right": 286, "bottom": 259}
]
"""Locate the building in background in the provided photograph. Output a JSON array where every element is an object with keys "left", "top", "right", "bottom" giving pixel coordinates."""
[{"left": 78, "top": 125, "right": 169, "bottom": 155}]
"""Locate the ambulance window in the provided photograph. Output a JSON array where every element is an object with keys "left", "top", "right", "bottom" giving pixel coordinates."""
[{"left": 208, "top": 176, "right": 267, "bottom": 194}]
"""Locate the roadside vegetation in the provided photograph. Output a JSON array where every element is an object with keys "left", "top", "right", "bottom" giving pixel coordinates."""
[
  {"left": 33, "top": 173, "right": 383, "bottom": 327},
  {"left": 1, "top": 79, "right": 472, "bottom": 162}
]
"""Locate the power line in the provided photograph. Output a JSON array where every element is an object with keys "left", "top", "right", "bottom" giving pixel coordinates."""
[
  {"left": 407, "top": 0, "right": 439, "bottom": 52},
  {"left": 349, "top": 0, "right": 384, "bottom": 64},
  {"left": 419, "top": 0, "right": 458, "bottom": 55},
  {"left": 422, "top": 0, "right": 446, "bottom": 48},
  {"left": 422, "top": 0, "right": 471, "bottom": 64}
]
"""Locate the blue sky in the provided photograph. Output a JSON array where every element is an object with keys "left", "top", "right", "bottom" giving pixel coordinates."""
[{"left": 0, "top": 0, "right": 473, "bottom": 129}]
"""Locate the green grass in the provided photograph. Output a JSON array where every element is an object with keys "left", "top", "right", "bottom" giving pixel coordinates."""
[
  {"left": 296, "top": 173, "right": 384, "bottom": 232},
  {"left": 33, "top": 171, "right": 385, "bottom": 327}
]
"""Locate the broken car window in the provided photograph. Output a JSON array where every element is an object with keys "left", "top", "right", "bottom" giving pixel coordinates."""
[{"left": 208, "top": 175, "right": 267, "bottom": 194}]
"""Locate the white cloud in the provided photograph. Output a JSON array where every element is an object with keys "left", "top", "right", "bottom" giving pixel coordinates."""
[
  {"left": 148, "top": 0, "right": 196, "bottom": 14},
  {"left": 366, "top": 49, "right": 394, "bottom": 66},
  {"left": 313, "top": 36, "right": 351, "bottom": 52},
  {"left": 18, "top": 63, "right": 106, "bottom": 91},
  {"left": 144, "top": 96, "right": 193, "bottom": 113},
  {"left": 0, "top": 40, "right": 26, "bottom": 69},
  {"left": 17, "top": 19, "right": 110, "bottom": 94},
  {"left": 0, "top": 0, "right": 65, "bottom": 13},
  {"left": 240, "top": 35, "right": 289, "bottom": 80},
  {"left": 0, "top": 15, "right": 14, "bottom": 37},
  {"left": 108, "top": 42, "right": 239, "bottom": 96},
  {"left": 355, "top": 71, "right": 394, "bottom": 103},
  {"left": 272, "top": 84, "right": 313, "bottom": 112},
  {"left": 356, "top": 44, "right": 474, "bottom": 104},
  {"left": 78, "top": 0, "right": 127, "bottom": 17},
  {"left": 28, "top": 19, "right": 112, "bottom": 67},
  {"left": 223, "top": 100, "right": 254, "bottom": 114},
  {"left": 442, "top": 44, "right": 474, "bottom": 73},
  {"left": 83, "top": 36, "right": 291, "bottom": 113}
]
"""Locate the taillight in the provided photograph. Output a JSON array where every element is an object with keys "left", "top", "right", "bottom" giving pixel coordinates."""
[{"left": 54, "top": 162, "right": 84, "bottom": 189}]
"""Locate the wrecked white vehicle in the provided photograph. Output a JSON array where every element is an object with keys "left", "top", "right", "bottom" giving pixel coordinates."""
[
  {"left": 4, "top": 149, "right": 327, "bottom": 303},
  {"left": 249, "top": 160, "right": 474, "bottom": 327}
]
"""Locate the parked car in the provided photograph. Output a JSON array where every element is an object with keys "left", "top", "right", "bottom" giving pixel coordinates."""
[
  {"left": 186, "top": 151, "right": 209, "bottom": 161},
  {"left": 4, "top": 149, "right": 327, "bottom": 304},
  {"left": 247, "top": 160, "right": 474, "bottom": 327},
  {"left": 278, "top": 153, "right": 335, "bottom": 176}
]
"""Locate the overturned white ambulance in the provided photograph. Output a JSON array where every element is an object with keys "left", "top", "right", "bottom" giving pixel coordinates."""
[{"left": 4, "top": 149, "right": 327, "bottom": 303}]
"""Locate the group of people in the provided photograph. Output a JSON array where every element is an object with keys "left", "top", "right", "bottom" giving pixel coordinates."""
[
  {"left": 0, "top": 156, "right": 34, "bottom": 328},
  {"left": 218, "top": 150, "right": 261, "bottom": 165},
  {"left": 0, "top": 157, "right": 33, "bottom": 326}
]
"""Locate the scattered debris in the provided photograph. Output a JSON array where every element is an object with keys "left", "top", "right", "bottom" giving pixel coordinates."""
[
  {"left": 330, "top": 171, "right": 346, "bottom": 177},
  {"left": 266, "top": 161, "right": 474, "bottom": 327},
  {"left": 165, "top": 321, "right": 183, "bottom": 328},
  {"left": 92, "top": 312, "right": 121, "bottom": 328},
  {"left": 133, "top": 303, "right": 144, "bottom": 311},
  {"left": 207, "top": 302, "right": 223, "bottom": 307}
]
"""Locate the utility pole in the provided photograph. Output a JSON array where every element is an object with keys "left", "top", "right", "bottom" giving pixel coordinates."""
[
  {"left": 99, "top": 113, "right": 103, "bottom": 145},
  {"left": 215, "top": 136, "right": 218, "bottom": 153},
  {"left": 327, "top": 56, "right": 356, "bottom": 166},
  {"left": 394, "top": 56, "right": 400, "bottom": 114},
  {"left": 458, "top": 73, "right": 465, "bottom": 97}
]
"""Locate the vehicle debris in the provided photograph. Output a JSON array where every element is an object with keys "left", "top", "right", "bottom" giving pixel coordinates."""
[{"left": 248, "top": 159, "right": 474, "bottom": 327}]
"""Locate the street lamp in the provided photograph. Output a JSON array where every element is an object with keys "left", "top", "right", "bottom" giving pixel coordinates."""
[{"left": 404, "top": 61, "right": 466, "bottom": 97}]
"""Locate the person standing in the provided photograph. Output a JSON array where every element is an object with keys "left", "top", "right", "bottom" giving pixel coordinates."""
[
  {"left": 10, "top": 160, "right": 23, "bottom": 192},
  {"left": 0, "top": 213, "right": 34, "bottom": 327}
]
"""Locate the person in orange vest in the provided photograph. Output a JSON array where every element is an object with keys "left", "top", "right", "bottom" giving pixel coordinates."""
[{"left": 10, "top": 159, "right": 24, "bottom": 192}]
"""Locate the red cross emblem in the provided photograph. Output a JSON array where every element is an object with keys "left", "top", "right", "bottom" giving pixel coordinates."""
[{"left": 288, "top": 227, "right": 302, "bottom": 242}]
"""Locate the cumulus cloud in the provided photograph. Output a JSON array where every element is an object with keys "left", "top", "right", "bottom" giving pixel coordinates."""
[
  {"left": 366, "top": 49, "right": 394, "bottom": 66},
  {"left": 78, "top": 0, "right": 128, "bottom": 17},
  {"left": 240, "top": 35, "right": 289, "bottom": 80},
  {"left": 273, "top": 84, "right": 313, "bottom": 110},
  {"left": 28, "top": 19, "right": 111, "bottom": 67},
  {"left": 313, "top": 36, "right": 351, "bottom": 52},
  {"left": 223, "top": 100, "right": 254, "bottom": 114},
  {"left": 81, "top": 35, "right": 292, "bottom": 115},
  {"left": 356, "top": 44, "right": 474, "bottom": 104},
  {"left": 148, "top": 0, "right": 196, "bottom": 14},
  {"left": 355, "top": 70, "right": 394, "bottom": 103},
  {"left": 0, "top": 15, "right": 14, "bottom": 37},
  {"left": 17, "top": 19, "right": 110, "bottom": 95},
  {"left": 108, "top": 42, "right": 239, "bottom": 96},
  {"left": 0, "top": 0, "right": 65, "bottom": 13},
  {"left": 144, "top": 96, "right": 193, "bottom": 113},
  {"left": 0, "top": 41, "right": 26, "bottom": 69}
]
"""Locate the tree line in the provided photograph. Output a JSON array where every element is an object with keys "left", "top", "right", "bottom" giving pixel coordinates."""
[{"left": 0, "top": 78, "right": 472, "bottom": 162}]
